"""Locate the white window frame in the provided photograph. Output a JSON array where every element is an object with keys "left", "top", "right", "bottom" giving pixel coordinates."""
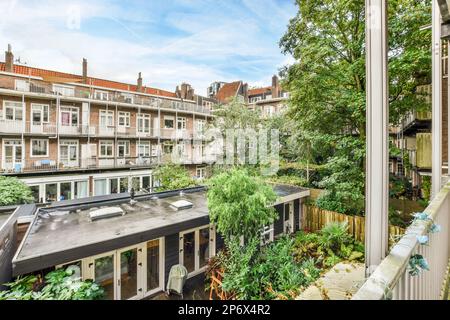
[
  {"left": 2, "top": 101, "right": 23, "bottom": 121},
  {"left": 195, "top": 119, "right": 206, "bottom": 132},
  {"left": 99, "top": 110, "right": 114, "bottom": 127},
  {"left": 30, "top": 139, "right": 49, "bottom": 157},
  {"left": 196, "top": 166, "right": 206, "bottom": 179},
  {"left": 99, "top": 140, "right": 114, "bottom": 158},
  {"left": 163, "top": 115, "right": 174, "bottom": 129},
  {"left": 117, "top": 140, "right": 130, "bottom": 157},
  {"left": 60, "top": 106, "right": 79, "bottom": 127},
  {"left": 137, "top": 113, "right": 151, "bottom": 133},
  {"left": 118, "top": 111, "right": 130, "bottom": 127},
  {"left": 31, "top": 104, "right": 49, "bottom": 124},
  {"left": 261, "top": 224, "right": 274, "bottom": 245},
  {"left": 177, "top": 117, "right": 187, "bottom": 130},
  {"left": 137, "top": 141, "right": 151, "bottom": 157},
  {"left": 179, "top": 224, "right": 216, "bottom": 278}
]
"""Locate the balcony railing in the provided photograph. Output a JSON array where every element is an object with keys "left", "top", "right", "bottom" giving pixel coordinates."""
[
  {"left": 353, "top": 183, "right": 450, "bottom": 300},
  {"left": 0, "top": 79, "right": 213, "bottom": 115}
]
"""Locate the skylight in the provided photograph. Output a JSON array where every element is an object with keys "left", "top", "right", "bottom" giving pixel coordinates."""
[
  {"left": 170, "top": 200, "right": 193, "bottom": 211},
  {"left": 89, "top": 207, "right": 125, "bottom": 221}
]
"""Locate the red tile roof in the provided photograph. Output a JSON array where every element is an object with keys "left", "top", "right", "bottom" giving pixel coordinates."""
[
  {"left": 0, "top": 62, "right": 177, "bottom": 98},
  {"left": 216, "top": 81, "right": 242, "bottom": 103},
  {"left": 248, "top": 86, "right": 271, "bottom": 96}
]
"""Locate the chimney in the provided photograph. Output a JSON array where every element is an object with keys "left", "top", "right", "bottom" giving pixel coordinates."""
[
  {"left": 242, "top": 82, "right": 248, "bottom": 103},
  {"left": 272, "top": 75, "right": 280, "bottom": 98},
  {"left": 82, "top": 58, "right": 88, "bottom": 83},
  {"left": 5, "top": 44, "right": 14, "bottom": 73},
  {"left": 137, "top": 72, "right": 143, "bottom": 92}
]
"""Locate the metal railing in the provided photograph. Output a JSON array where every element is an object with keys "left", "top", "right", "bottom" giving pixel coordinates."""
[
  {"left": 353, "top": 183, "right": 450, "bottom": 300},
  {"left": 0, "top": 78, "right": 213, "bottom": 115}
]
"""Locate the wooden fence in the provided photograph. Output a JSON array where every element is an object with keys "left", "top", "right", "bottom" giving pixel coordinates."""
[{"left": 302, "top": 205, "right": 405, "bottom": 247}]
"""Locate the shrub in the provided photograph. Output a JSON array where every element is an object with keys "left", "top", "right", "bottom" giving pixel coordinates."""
[
  {"left": 0, "top": 176, "right": 33, "bottom": 206},
  {"left": 153, "top": 163, "right": 196, "bottom": 192},
  {"left": 0, "top": 268, "right": 104, "bottom": 300}
]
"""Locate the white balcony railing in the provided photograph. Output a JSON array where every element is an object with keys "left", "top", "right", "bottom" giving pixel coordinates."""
[
  {"left": 353, "top": 183, "right": 450, "bottom": 300},
  {"left": 0, "top": 119, "right": 23, "bottom": 134}
]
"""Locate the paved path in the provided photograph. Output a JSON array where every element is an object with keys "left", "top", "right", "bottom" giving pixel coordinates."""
[{"left": 296, "top": 262, "right": 365, "bottom": 300}]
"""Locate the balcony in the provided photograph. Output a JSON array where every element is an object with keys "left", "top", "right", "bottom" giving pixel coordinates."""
[
  {"left": 0, "top": 119, "right": 23, "bottom": 134},
  {"left": 1, "top": 156, "right": 161, "bottom": 174},
  {"left": 354, "top": 183, "right": 450, "bottom": 300},
  {"left": 0, "top": 79, "right": 213, "bottom": 115}
]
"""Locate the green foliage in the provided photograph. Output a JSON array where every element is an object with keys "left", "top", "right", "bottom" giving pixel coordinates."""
[
  {"left": 153, "top": 163, "right": 196, "bottom": 192},
  {"left": 0, "top": 176, "right": 33, "bottom": 206},
  {"left": 207, "top": 168, "right": 277, "bottom": 242},
  {"left": 279, "top": 0, "right": 431, "bottom": 217},
  {"left": 0, "top": 269, "right": 104, "bottom": 300},
  {"left": 421, "top": 176, "right": 431, "bottom": 202},
  {"left": 265, "top": 175, "right": 308, "bottom": 188},
  {"left": 293, "top": 223, "right": 365, "bottom": 268},
  {"left": 220, "top": 236, "right": 321, "bottom": 300},
  {"left": 389, "top": 174, "right": 412, "bottom": 198}
]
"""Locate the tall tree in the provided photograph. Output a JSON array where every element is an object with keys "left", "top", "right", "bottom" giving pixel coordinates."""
[{"left": 280, "top": 0, "right": 431, "bottom": 214}]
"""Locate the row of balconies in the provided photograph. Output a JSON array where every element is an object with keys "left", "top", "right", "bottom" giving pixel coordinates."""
[
  {"left": 0, "top": 119, "right": 207, "bottom": 140},
  {"left": 1, "top": 153, "right": 216, "bottom": 174},
  {"left": 1, "top": 79, "right": 213, "bottom": 115}
]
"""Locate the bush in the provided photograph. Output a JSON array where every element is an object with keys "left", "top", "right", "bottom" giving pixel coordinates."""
[
  {"left": 0, "top": 268, "right": 104, "bottom": 300},
  {"left": 0, "top": 176, "right": 33, "bottom": 206},
  {"left": 153, "top": 163, "right": 196, "bottom": 192}
]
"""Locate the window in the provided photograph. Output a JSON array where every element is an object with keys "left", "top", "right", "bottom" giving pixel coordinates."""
[
  {"left": 250, "top": 96, "right": 262, "bottom": 103},
  {"left": 31, "top": 139, "right": 49, "bottom": 157},
  {"left": 179, "top": 225, "right": 215, "bottom": 276},
  {"left": 53, "top": 84, "right": 74, "bottom": 97},
  {"left": 100, "top": 141, "right": 114, "bottom": 157},
  {"left": 118, "top": 111, "right": 130, "bottom": 127},
  {"left": 163, "top": 143, "right": 173, "bottom": 155},
  {"left": 94, "top": 179, "right": 107, "bottom": 196},
  {"left": 137, "top": 114, "right": 150, "bottom": 133},
  {"left": 195, "top": 119, "right": 206, "bottom": 133},
  {"left": 164, "top": 116, "right": 174, "bottom": 129},
  {"left": 100, "top": 110, "right": 114, "bottom": 127},
  {"left": 3, "top": 101, "right": 23, "bottom": 121},
  {"left": 74, "top": 181, "right": 88, "bottom": 199},
  {"left": 117, "top": 141, "right": 130, "bottom": 157},
  {"left": 196, "top": 166, "right": 206, "bottom": 179},
  {"left": 60, "top": 107, "right": 78, "bottom": 126},
  {"left": 15, "top": 79, "right": 30, "bottom": 92},
  {"left": 31, "top": 104, "right": 49, "bottom": 124},
  {"left": 138, "top": 142, "right": 151, "bottom": 157},
  {"left": 95, "top": 90, "right": 109, "bottom": 101},
  {"left": 177, "top": 117, "right": 186, "bottom": 130}
]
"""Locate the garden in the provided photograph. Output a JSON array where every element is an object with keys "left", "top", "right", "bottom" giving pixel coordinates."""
[{"left": 205, "top": 168, "right": 364, "bottom": 300}]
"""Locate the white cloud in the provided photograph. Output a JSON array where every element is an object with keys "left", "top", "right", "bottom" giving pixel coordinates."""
[{"left": 0, "top": 0, "right": 295, "bottom": 95}]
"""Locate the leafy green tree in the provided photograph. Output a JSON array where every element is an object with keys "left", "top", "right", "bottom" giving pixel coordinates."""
[
  {"left": 279, "top": 0, "right": 431, "bottom": 214},
  {"left": 0, "top": 176, "right": 33, "bottom": 206},
  {"left": 207, "top": 168, "right": 277, "bottom": 242},
  {"left": 153, "top": 163, "right": 196, "bottom": 192}
]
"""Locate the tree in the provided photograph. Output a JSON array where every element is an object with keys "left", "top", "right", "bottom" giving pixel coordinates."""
[
  {"left": 279, "top": 0, "right": 431, "bottom": 214},
  {"left": 153, "top": 163, "right": 196, "bottom": 192},
  {"left": 207, "top": 168, "right": 277, "bottom": 242},
  {"left": 0, "top": 176, "right": 33, "bottom": 206}
]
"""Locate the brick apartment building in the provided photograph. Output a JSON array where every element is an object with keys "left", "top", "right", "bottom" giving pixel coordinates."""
[
  {"left": 0, "top": 45, "right": 216, "bottom": 203},
  {"left": 208, "top": 75, "right": 290, "bottom": 117}
]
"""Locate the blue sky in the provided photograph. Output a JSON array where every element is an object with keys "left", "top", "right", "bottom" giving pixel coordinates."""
[{"left": 0, "top": 0, "right": 296, "bottom": 95}]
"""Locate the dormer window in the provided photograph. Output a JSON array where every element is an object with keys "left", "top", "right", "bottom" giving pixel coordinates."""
[{"left": 15, "top": 79, "right": 30, "bottom": 92}]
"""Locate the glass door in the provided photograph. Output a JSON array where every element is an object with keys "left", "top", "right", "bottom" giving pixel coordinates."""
[
  {"left": 117, "top": 247, "right": 140, "bottom": 300},
  {"left": 3, "top": 140, "right": 22, "bottom": 171},
  {"left": 145, "top": 239, "right": 162, "bottom": 296},
  {"left": 93, "top": 253, "right": 115, "bottom": 300},
  {"left": 283, "top": 202, "right": 294, "bottom": 234},
  {"left": 59, "top": 141, "right": 79, "bottom": 167},
  {"left": 180, "top": 226, "right": 215, "bottom": 277}
]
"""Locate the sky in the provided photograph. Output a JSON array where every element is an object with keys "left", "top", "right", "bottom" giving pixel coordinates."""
[{"left": 0, "top": 0, "right": 296, "bottom": 95}]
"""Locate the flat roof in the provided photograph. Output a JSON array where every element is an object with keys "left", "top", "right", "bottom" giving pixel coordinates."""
[{"left": 12, "top": 185, "right": 309, "bottom": 275}]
